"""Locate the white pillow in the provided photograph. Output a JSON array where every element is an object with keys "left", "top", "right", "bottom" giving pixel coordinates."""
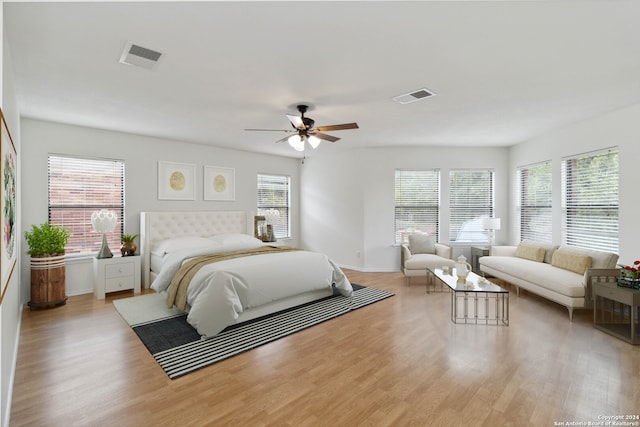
[
  {"left": 209, "top": 233, "right": 265, "bottom": 251},
  {"left": 408, "top": 234, "right": 436, "bottom": 254},
  {"left": 151, "top": 236, "right": 216, "bottom": 255},
  {"left": 209, "top": 233, "right": 262, "bottom": 245}
]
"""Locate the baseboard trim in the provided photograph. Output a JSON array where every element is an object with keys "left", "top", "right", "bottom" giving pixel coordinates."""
[
  {"left": 66, "top": 288, "right": 94, "bottom": 297},
  {"left": 4, "top": 306, "right": 23, "bottom": 427}
]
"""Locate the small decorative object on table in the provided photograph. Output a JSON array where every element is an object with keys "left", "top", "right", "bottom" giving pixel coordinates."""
[
  {"left": 120, "top": 233, "right": 138, "bottom": 256},
  {"left": 454, "top": 254, "right": 472, "bottom": 282},
  {"left": 261, "top": 209, "right": 280, "bottom": 242},
  {"left": 254, "top": 215, "right": 266, "bottom": 241},
  {"left": 618, "top": 260, "right": 640, "bottom": 290}
]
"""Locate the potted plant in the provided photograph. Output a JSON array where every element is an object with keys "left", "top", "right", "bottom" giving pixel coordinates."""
[
  {"left": 120, "top": 233, "right": 139, "bottom": 257},
  {"left": 24, "top": 222, "right": 71, "bottom": 309}
]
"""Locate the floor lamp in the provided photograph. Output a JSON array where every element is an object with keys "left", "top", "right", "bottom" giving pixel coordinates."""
[
  {"left": 482, "top": 217, "right": 501, "bottom": 247},
  {"left": 91, "top": 209, "right": 117, "bottom": 258}
]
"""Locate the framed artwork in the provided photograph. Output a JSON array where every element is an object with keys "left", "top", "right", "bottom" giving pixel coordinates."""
[
  {"left": 254, "top": 215, "right": 266, "bottom": 240},
  {"left": 158, "top": 161, "right": 196, "bottom": 200},
  {"left": 1, "top": 109, "right": 17, "bottom": 304},
  {"left": 204, "top": 166, "right": 235, "bottom": 201}
]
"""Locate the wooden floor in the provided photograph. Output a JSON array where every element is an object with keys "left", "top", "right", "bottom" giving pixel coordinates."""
[{"left": 9, "top": 271, "right": 640, "bottom": 426}]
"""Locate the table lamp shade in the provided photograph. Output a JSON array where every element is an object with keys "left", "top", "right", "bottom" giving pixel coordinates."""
[
  {"left": 91, "top": 209, "right": 117, "bottom": 233},
  {"left": 263, "top": 209, "right": 280, "bottom": 225},
  {"left": 91, "top": 209, "right": 117, "bottom": 258},
  {"left": 481, "top": 217, "right": 501, "bottom": 231}
]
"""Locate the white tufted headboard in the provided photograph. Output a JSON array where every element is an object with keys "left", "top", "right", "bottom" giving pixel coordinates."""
[{"left": 139, "top": 211, "right": 253, "bottom": 288}]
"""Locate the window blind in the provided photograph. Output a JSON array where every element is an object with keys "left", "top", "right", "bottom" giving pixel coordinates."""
[
  {"left": 517, "top": 161, "right": 552, "bottom": 243},
  {"left": 561, "top": 148, "right": 619, "bottom": 253},
  {"left": 449, "top": 169, "right": 494, "bottom": 243},
  {"left": 394, "top": 169, "right": 440, "bottom": 244},
  {"left": 257, "top": 174, "right": 290, "bottom": 239},
  {"left": 48, "top": 155, "right": 125, "bottom": 256}
]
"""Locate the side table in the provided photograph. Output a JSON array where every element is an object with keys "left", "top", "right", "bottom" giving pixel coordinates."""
[
  {"left": 592, "top": 279, "right": 640, "bottom": 344},
  {"left": 93, "top": 255, "right": 141, "bottom": 299},
  {"left": 470, "top": 246, "right": 490, "bottom": 274}
]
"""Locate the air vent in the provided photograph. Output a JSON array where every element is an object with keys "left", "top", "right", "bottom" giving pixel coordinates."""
[
  {"left": 392, "top": 88, "right": 436, "bottom": 105},
  {"left": 119, "top": 41, "right": 162, "bottom": 70}
]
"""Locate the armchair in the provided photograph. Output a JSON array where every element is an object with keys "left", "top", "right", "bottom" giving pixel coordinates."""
[{"left": 401, "top": 235, "right": 455, "bottom": 285}]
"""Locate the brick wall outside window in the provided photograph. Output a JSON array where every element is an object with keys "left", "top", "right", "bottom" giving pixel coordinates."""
[{"left": 48, "top": 155, "right": 125, "bottom": 256}]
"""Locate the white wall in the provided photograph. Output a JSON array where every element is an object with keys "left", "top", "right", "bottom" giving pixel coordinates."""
[
  {"left": 509, "top": 104, "right": 640, "bottom": 266},
  {"left": 2, "top": 6, "right": 23, "bottom": 426},
  {"left": 300, "top": 150, "right": 365, "bottom": 269},
  {"left": 300, "top": 101, "right": 640, "bottom": 273},
  {"left": 301, "top": 146, "right": 510, "bottom": 272},
  {"left": 20, "top": 119, "right": 301, "bottom": 297}
]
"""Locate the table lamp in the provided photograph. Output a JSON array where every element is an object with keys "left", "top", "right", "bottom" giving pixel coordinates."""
[
  {"left": 91, "top": 209, "right": 117, "bottom": 258},
  {"left": 481, "top": 217, "right": 501, "bottom": 247}
]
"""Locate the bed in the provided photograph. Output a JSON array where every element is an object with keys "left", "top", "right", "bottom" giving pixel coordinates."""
[{"left": 140, "top": 211, "right": 353, "bottom": 337}]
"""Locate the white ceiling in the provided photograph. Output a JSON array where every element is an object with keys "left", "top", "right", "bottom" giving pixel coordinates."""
[{"left": 5, "top": 1, "right": 640, "bottom": 158}]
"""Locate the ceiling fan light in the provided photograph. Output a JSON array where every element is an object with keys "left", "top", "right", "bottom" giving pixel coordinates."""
[
  {"left": 307, "top": 135, "right": 321, "bottom": 149},
  {"left": 288, "top": 134, "right": 305, "bottom": 151}
]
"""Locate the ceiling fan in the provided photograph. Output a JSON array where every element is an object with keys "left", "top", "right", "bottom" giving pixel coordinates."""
[{"left": 245, "top": 105, "right": 359, "bottom": 151}]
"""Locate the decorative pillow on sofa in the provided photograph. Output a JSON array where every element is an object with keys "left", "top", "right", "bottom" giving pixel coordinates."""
[
  {"left": 408, "top": 234, "right": 436, "bottom": 254},
  {"left": 551, "top": 250, "right": 592, "bottom": 275},
  {"left": 557, "top": 244, "right": 618, "bottom": 269},
  {"left": 521, "top": 240, "right": 558, "bottom": 264},
  {"left": 542, "top": 244, "right": 559, "bottom": 264},
  {"left": 514, "top": 242, "right": 545, "bottom": 262}
]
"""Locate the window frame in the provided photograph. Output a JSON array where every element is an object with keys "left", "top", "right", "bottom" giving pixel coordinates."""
[
  {"left": 394, "top": 169, "right": 441, "bottom": 244},
  {"left": 448, "top": 169, "right": 495, "bottom": 244},
  {"left": 561, "top": 147, "right": 619, "bottom": 253},
  {"left": 257, "top": 173, "right": 291, "bottom": 239},
  {"left": 517, "top": 161, "right": 553, "bottom": 243},
  {"left": 48, "top": 154, "right": 125, "bottom": 258}
]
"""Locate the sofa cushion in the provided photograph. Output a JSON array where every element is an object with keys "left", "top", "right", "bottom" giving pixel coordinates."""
[
  {"left": 409, "top": 234, "right": 435, "bottom": 254},
  {"left": 551, "top": 250, "right": 592, "bottom": 275},
  {"left": 405, "top": 253, "right": 455, "bottom": 270},
  {"left": 557, "top": 244, "right": 618, "bottom": 269},
  {"left": 480, "top": 256, "right": 585, "bottom": 297},
  {"left": 515, "top": 242, "right": 545, "bottom": 262}
]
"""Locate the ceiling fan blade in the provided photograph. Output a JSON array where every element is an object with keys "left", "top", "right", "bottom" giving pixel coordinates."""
[
  {"left": 315, "top": 122, "right": 359, "bottom": 132},
  {"left": 244, "top": 128, "right": 293, "bottom": 132},
  {"left": 312, "top": 132, "right": 341, "bottom": 143},
  {"left": 286, "top": 114, "right": 305, "bottom": 130},
  {"left": 274, "top": 135, "right": 292, "bottom": 144}
]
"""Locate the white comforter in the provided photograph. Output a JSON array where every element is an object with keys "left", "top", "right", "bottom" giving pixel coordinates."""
[{"left": 151, "top": 244, "right": 353, "bottom": 337}]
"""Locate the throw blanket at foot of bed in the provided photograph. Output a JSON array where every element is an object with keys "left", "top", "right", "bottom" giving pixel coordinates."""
[{"left": 167, "top": 245, "right": 302, "bottom": 310}]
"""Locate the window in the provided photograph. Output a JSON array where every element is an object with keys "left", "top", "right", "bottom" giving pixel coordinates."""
[
  {"left": 449, "top": 169, "right": 494, "bottom": 243},
  {"left": 394, "top": 169, "right": 440, "bottom": 244},
  {"left": 48, "top": 155, "right": 125, "bottom": 257},
  {"left": 562, "top": 148, "right": 618, "bottom": 253},
  {"left": 517, "top": 161, "right": 552, "bottom": 242},
  {"left": 257, "top": 174, "right": 290, "bottom": 239}
]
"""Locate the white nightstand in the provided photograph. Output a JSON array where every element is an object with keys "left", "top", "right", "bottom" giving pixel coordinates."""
[{"left": 93, "top": 256, "right": 141, "bottom": 299}]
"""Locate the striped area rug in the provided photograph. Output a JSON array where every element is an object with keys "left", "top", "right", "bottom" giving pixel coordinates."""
[{"left": 151, "top": 286, "right": 393, "bottom": 379}]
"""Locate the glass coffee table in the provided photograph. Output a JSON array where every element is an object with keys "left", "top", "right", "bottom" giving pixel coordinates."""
[{"left": 428, "top": 267, "right": 509, "bottom": 326}]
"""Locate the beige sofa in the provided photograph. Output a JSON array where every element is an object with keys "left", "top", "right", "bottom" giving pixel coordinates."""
[
  {"left": 479, "top": 242, "right": 619, "bottom": 320},
  {"left": 401, "top": 234, "right": 455, "bottom": 285}
]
